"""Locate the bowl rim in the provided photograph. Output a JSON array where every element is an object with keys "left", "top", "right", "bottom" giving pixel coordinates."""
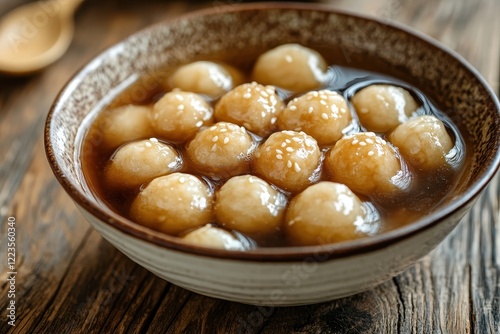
[{"left": 45, "top": 2, "right": 500, "bottom": 262}]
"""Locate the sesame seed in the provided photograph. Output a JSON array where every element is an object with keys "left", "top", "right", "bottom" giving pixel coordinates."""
[
  {"left": 286, "top": 147, "right": 294, "bottom": 152},
  {"left": 276, "top": 149, "right": 283, "bottom": 154},
  {"left": 292, "top": 137, "right": 301, "bottom": 143},
  {"left": 289, "top": 105, "right": 297, "bottom": 111},
  {"left": 368, "top": 151, "right": 374, "bottom": 156},
  {"left": 320, "top": 100, "right": 327, "bottom": 106},
  {"left": 243, "top": 93, "right": 252, "bottom": 99},
  {"left": 177, "top": 104, "right": 185, "bottom": 111},
  {"left": 271, "top": 117, "right": 277, "bottom": 124},
  {"left": 306, "top": 95, "right": 313, "bottom": 101},
  {"left": 212, "top": 136, "right": 219, "bottom": 142},
  {"left": 211, "top": 144, "right": 217, "bottom": 152},
  {"left": 210, "top": 126, "right": 217, "bottom": 131},
  {"left": 308, "top": 106, "right": 314, "bottom": 113},
  {"left": 150, "top": 138, "right": 159, "bottom": 143},
  {"left": 220, "top": 128, "right": 228, "bottom": 133},
  {"left": 196, "top": 121, "right": 203, "bottom": 127},
  {"left": 352, "top": 139, "right": 359, "bottom": 145},
  {"left": 224, "top": 137, "right": 230, "bottom": 144},
  {"left": 321, "top": 113, "right": 329, "bottom": 120},
  {"left": 294, "top": 162, "right": 301, "bottom": 172},
  {"left": 312, "top": 91, "right": 319, "bottom": 97},
  {"left": 179, "top": 176, "right": 185, "bottom": 183},
  {"left": 366, "top": 132, "right": 376, "bottom": 137},
  {"left": 294, "top": 127, "right": 302, "bottom": 131},
  {"left": 281, "top": 142, "right": 287, "bottom": 147},
  {"left": 276, "top": 154, "right": 283, "bottom": 160},
  {"left": 359, "top": 141, "right": 367, "bottom": 146},
  {"left": 366, "top": 138, "right": 374, "bottom": 144},
  {"left": 285, "top": 55, "right": 293, "bottom": 63},
  {"left": 261, "top": 112, "right": 266, "bottom": 118},
  {"left": 266, "top": 146, "right": 271, "bottom": 152},
  {"left": 145, "top": 141, "right": 152, "bottom": 147},
  {"left": 175, "top": 94, "right": 184, "bottom": 101},
  {"left": 260, "top": 91, "right": 269, "bottom": 97},
  {"left": 287, "top": 160, "right": 292, "bottom": 168},
  {"left": 285, "top": 139, "right": 291, "bottom": 144}
]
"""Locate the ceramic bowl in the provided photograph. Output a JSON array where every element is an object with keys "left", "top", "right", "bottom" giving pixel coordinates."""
[{"left": 45, "top": 3, "right": 500, "bottom": 306}]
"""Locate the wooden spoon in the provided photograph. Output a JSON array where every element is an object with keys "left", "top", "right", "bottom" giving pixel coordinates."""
[{"left": 0, "top": 0, "right": 84, "bottom": 75}]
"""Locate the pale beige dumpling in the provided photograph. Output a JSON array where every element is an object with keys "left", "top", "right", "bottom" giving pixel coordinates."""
[
  {"left": 186, "top": 122, "right": 255, "bottom": 179},
  {"left": 169, "top": 61, "right": 244, "bottom": 97},
  {"left": 96, "top": 105, "right": 155, "bottom": 149},
  {"left": 277, "top": 90, "right": 352, "bottom": 145},
  {"left": 253, "top": 130, "right": 321, "bottom": 193},
  {"left": 152, "top": 90, "right": 213, "bottom": 142},
  {"left": 215, "top": 175, "right": 287, "bottom": 236},
  {"left": 105, "top": 138, "right": 181, "bottom": 189},
  {"left": 286, "top": 182, "right": 368, "bottom": 246},
  {"left": 388, "top": 115, "right": 453, "bottom": 171},
  {"left": 181, "top": 225, "right": 247, "bottom": 250},
  {"left": 130, "top": 173, "right": 213, "bottom": 235},
  {"left": 325, "top": 132, "right": 408, "bottom": 197},
  {"left": 252, "top": 44, "right": 328, "bottom": 92},
  {"left": 215, "top": 82, "right": 285, "bottom": 137},
  {"left": 351, "top": 84, "right": 419, "bottom": 132}
]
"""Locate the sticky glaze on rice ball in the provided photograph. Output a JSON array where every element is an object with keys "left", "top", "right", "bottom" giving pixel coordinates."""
[
  {"left": 105, "top": 138, "right": 181, "bottom": 189},
  {"left": 95, "top": 104, "right": 155, "bottom": 149},
  {"left": 181, "top": 224, "right": 247, "bottom": 250},
  {"left": 186, "top": 122, "right": 256, "bottom": 179},
  {"left": 388, "top": 115, "right": 453, "bottom": 171},
  {"left": 253, "top": 130, "right": 321, "bottom": 193},
  {"left": 130, "top": 173, "right": 213, "bottom": 235},
  {"left": 351, "top": 84, "right": 419, "bottom": 132},
  {"left": 215, "top": 82, "right": 285, "bottom": 137},
  {"left": 151, "top": 90, "right": 213, "bottom": 143},
  {"left": 277, "top": 90, "right": 351, "bottom": 145},
  {"left": 286, "top": 182, "right": 368, "bottom": 246},
  {"left": 325, "top": 132, "right": 409, "bottom": 197},
  {"left": 215, "top": 175, "right": 287, "bottom": 236},
  {"left": 169, "top": 61, "right": 244, "bottom": 97},
  {"left": 252, "top": 43, "right": 328, "bottom": 92}
]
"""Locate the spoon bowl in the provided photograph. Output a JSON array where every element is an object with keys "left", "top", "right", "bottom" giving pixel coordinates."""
[{"left": 0, "top": 0, "right": 83, "bottom": 75}]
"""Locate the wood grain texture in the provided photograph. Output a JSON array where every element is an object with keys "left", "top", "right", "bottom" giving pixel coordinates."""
[{"left": 0, "top": 0, "right": 498, "bottom": 333}]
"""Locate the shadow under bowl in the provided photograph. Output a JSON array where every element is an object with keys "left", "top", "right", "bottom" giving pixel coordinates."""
[{"left": 45, "top": 3, "right": 500, "bottom": 306}]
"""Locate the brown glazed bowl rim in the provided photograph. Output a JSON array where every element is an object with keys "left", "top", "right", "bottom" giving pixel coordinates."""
[{"left": 45, "top": 2, "right": 500, "bottom": 262}]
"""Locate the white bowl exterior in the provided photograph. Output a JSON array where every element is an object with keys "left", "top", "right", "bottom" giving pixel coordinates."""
[{"left": 77, "top": 201, "right": 473, "bottom": 306}]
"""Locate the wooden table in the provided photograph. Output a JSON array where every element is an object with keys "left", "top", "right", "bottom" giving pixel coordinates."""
[{"left": 1, "top": 0, "right": 498, "bottom": 333}]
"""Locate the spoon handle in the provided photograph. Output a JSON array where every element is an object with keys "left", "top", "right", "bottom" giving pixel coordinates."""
[{"left": 57, "top": 0, "right": 85, "bottom": 17}]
